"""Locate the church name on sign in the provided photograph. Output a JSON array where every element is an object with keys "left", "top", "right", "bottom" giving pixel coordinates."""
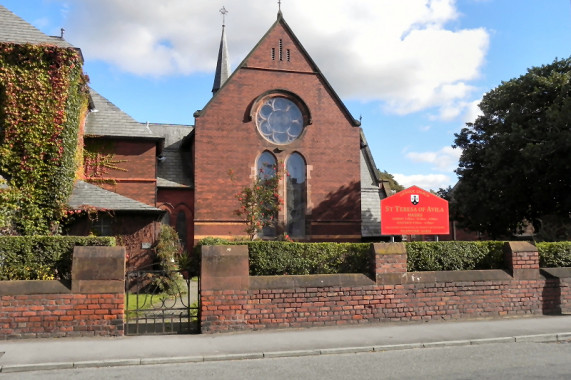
[
  {"left": 381, "top": 186, "right": 449, "bottom": 236},
  {"left": 385, "top": 206, "right": 446, "bottom": 213}
]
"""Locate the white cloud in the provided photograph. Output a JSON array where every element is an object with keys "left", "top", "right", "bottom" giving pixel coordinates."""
[
  {"left": 405, "top": 146, "right": 461, "bottom": 171},
  {"left": 393, "top": 173, "right": 453, "bottom": 191},
  {"left": 463, "top": 98, "right": 483, "bottom": 124},
  {"left": 62, "top": 0, "right": 489, "bottom": 116}
]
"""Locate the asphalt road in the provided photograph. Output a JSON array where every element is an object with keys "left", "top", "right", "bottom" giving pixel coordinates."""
[{"left": 3, "top": 341, "right": 570, "bottom": 380}]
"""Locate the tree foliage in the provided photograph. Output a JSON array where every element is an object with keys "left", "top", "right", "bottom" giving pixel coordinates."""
[
  {"left": 378, "top": 170, "right": 404, "bottom": 193},
  {"left": 453, "top": 57, "right": 571, "bottom": 239},
  {"left": 234, "top": 167, "right": 282, "bottom": 240}
]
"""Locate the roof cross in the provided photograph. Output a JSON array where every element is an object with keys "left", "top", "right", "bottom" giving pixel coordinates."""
[
  {"left": 278, "top": 0, "right": 281, "bottom": 12},
  {"left": 220, "top": 6, "right": 228, "bottom": 27}
]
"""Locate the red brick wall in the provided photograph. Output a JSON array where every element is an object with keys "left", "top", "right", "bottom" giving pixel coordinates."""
[
  {"left": 84, "top": 139, "right": 157, "bottom": 206},
  {"left": 69, "top": 215, "right": 158, "bottom": 270},
  {"left": 157, "top": 188, "right": 194, "bottom": 252},
  {"left": 0, "top": 293, "right": 124, "bottom": 339},
  {"left": 200, "top": 242, "right": 571, "bottom": 333},
  {"left": 0, "top": 247, "right": 125, "bottom": 339},
  {"left": 194, "top": 21, "right": 361, "bottom": 242},
  {"left": 201, "top": 279, "right": 563, "bottom": 332}
]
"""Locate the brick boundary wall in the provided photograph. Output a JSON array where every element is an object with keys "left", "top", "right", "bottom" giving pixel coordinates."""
[
  {"left": 0, "top": 247, "right": 125, "bottom": 339},
  {"left": 200, "top": 243, "right": 571, "bottom": 333}
]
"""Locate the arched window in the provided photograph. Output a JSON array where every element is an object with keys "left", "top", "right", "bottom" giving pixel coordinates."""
[
  {"left": 257, "top": 151, "right": 277, "bottom": 179},
  {"left": 286, "top": 153, "right": 306, "bottom": 237},
  {"left": 161, "top": 211, "right": 170, "bottom": 226},
  {"left": 257, "top": 151, "right": 278, "bottom": 237},
  {"left": 176, "top": 210, "right": 187, "bottom": 248}
]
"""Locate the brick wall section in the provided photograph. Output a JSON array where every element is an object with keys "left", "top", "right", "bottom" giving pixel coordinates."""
[
  {"left": 84, "top": 139, "right": 157, "bottom": 206},
  {"left": 0, "top": 293, "right": 124, "bottom": 339},
  {"left": 0, "top": 247, "right": 125, "bottom": 339},
  {"left": 200, "top": 243, "right": 571, "bottom": 333}
]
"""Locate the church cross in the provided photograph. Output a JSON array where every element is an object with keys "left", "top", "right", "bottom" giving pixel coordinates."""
[{"left": 220, "top": 6, "right": 228, "bottom": 26}]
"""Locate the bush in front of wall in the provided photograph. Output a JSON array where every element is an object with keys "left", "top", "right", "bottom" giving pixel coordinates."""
[
  {"left": 537, "top": 241, "right": 571, "bottom": 268},
  {"left": 406, "top": 241, "right": 505, "bottom": 272},
  {"left": 0, "top": 236, "right": 115, "bottom": 280}
]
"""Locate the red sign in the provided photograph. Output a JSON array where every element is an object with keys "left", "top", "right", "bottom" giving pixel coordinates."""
[{"left": 381, "top": 186, "right": 449, "bottom": 235}]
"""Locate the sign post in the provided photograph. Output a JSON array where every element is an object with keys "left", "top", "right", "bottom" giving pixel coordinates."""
[{"left": 381, "top": 186, "right": 449, "bottom": 236}]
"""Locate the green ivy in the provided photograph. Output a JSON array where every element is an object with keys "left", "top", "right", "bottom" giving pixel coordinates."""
[
  {"left": 0, "top": 235, "right": 115, "bottom": 280},
  {"left": 0, "top": 43, "right": 89, "bottom": 235}
]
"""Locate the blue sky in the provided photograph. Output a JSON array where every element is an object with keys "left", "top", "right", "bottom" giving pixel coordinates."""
[{"left": 3, "top": 0, "right": 570, "bottom": 190}]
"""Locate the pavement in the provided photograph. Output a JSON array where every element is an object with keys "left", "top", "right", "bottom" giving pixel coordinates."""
[{"left": 1, "top": 315, "right": 570, "bottom": 373}]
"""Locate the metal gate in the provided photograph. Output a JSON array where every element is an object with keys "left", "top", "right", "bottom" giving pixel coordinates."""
[{"left": 125, "top": 267, "right": 199, "bottom": 335}]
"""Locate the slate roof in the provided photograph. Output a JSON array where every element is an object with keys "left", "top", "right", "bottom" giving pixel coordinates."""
[
  {"left": 0, "top": 5, "right": 75, "bottom": 48},
  {"left": 148, "top": 123, "right": 194, "bottom": 188},
  {"left": 68, "top": 181, "right": 163, "bottom": 213},
  {"left": 86, "top": 88, "right": 162, "bottom": 140}
]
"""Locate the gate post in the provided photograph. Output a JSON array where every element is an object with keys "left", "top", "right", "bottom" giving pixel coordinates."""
[
  {"left": 72, "top": 246, "right": 126, "bottom": 293},
  {"left": 200, "top": 245, "right": 249, "bottom": 332}
]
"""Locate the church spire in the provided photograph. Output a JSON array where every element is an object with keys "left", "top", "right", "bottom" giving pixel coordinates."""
[{"left": 212, "top": 6, "right": 230, "bottom": 95}]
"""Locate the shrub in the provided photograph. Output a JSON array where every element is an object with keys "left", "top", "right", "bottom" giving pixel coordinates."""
[
  {"left": 248, "top": 241, "right": 371, "bottom": 275},
  {"left": 537, "top": 241, "right": 571, "bottom": 268},
  {"left": 155, "top": 225, "right": 182, "bottom": 272},
  {"left": 197, "top": 238, "right": 370, "bottom": 276},
  {"left": 199, "top": 239, "right": 571, "bottom": 276},
  {"left": 0, "top": 236, "right": 115, "bottom": 280},
  {"left": 406, "top": 241, "right": 505, "bottom": 272}
]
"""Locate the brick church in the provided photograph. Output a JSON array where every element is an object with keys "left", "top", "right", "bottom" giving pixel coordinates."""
[{"left": 0, "top": 6, "right": 390, "bottom": 265}]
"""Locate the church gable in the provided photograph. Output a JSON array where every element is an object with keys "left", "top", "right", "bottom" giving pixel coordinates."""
[
  {"left": 243, "top": 16, "right": 316, "bottom": 74},
  {"left": 193, "top": 12, "right": 364, "bottom": 243}
]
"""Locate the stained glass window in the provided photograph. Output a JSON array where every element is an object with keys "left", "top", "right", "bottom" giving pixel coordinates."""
[
  {"left": 286, "top": 153, "right": 306, "bottom": 237},
  {"left": 256, "top": 97, "right": 304, "bottom": 144}
]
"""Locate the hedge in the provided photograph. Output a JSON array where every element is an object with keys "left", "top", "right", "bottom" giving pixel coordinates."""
[
  {"left": 197, "top": 239, "right": 570, "bottom": 276},
  {"left": 537, "top": 242, "right": 571, "bottom": 268},
  {"left": 406, "top": 241, "right": 505, "bottom": 272},
  {"left": 0, "top": 236, "right": 116, "bottom": 280},
  {"left": 247, "top": 241, "right": 370, "bottom": 275},
  {"left": 195, "top": 238, "right": 370, "bottom": 276}
]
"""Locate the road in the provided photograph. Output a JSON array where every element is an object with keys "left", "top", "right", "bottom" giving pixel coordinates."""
[{"left": 3, "top": 342, "right": 570, "bottom": 379}]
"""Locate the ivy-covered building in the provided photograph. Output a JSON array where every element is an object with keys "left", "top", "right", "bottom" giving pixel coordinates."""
[{"left": 0, "top": 5, "right": 390, "bottom": 266}]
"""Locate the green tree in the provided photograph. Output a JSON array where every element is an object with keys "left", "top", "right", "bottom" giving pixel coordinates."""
[
  {"left": 234, "top": 169, "right": 282, "bottom": 240},
  {"left": 453, "top": 57, "right": 571, "bottom": 239},
  {"left": 378, "top": 170, "right": 405, "bottom": 192}
]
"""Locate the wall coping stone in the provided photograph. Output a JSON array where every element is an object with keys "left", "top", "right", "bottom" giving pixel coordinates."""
[
  {"left": 0, "top": 280, "right": 71, "bottom": 296},
  {"left": 505, "top": 241, "right": 538, "bottom": 252},
  {"left": 250, "top": 273, "right": 375, "bottom": 290},
  {"left": 376, "top": 269, "right": 513, "bottom": 285},
  {"left": 372, "top": 242, "right": 406, "bottom": 255},
  {"left": 541, "top": 267, "right": 571, "bottom": 279}
]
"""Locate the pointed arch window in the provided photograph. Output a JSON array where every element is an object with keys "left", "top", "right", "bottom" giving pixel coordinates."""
[
  {"left": 286, "top": 153, "right": 306, "bottom": 237},
  {"left": 176, "top": 210, "right": 187, "bottom": 248},
  {"left": 257, "top": 151, "right": 277, "bottom": 179},
  {"left": 257, "top": 151, "right": 277, "bottom": 237}
]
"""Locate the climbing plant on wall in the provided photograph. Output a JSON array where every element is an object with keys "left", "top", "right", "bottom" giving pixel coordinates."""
[{"left": 0, "top": 43, "right": 89, "bottom": 235}]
